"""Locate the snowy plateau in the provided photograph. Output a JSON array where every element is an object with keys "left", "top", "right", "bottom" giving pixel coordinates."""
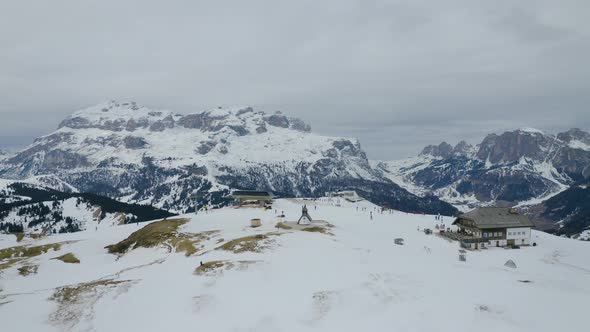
[{"left": 1, "top": 198, "right": 588, "bottom": 332}]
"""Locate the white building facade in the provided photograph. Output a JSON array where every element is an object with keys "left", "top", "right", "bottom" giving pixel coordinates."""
[{"left": 506, "top": 227, "right": 532, "bottom": 246}]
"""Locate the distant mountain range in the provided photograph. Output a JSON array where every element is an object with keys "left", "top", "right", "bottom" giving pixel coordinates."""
[
  {"left": 0, "top": 101, "right": 456, "bottom": 222},
  {"left": 374, "top": 127, "right": 590, "bottom": 237},
  {"left": 1, "top": 101, "right": 587, "bottom": 238}
]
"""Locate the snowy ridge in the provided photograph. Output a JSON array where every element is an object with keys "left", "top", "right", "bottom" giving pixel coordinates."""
[
  {"left": 568, "top": 140, "right": 590, "bottom": 151},
  {"left": 518, "top": 127, "right": 545, "bottom": 135}
]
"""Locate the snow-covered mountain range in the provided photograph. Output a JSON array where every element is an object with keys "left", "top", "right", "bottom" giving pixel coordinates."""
[
  {"left": 374, "top": 128, "right": 590, "bottom": 235},
  {"left": 0, "top": 101, "right": 456, "bottom": 216}
]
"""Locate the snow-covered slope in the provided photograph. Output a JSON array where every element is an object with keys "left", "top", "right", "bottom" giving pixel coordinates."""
[
  {"left": 0, "top": 101, "right": 457, "bottom": 215},
  {"left": 0, "top": 179, "right": 174, "bottom": 234},
  {"left": 1, "top": 198, "right": 588, "bottom": 332}
]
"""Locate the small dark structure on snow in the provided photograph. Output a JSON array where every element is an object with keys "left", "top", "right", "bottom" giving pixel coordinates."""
[
  {"left": 298, "top": 205, "right": 313, "bottom": 225},
  {"left": 504, "top": 260, "right": 517, "bottom": 268}
]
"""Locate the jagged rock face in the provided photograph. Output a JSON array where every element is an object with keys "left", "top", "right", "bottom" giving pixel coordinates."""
[
  {"left": 264, "top": 113, "right": 290, "bottom": 128},
  {"left": 0, "top": 101, "right": 457, "bottom": 215},
  {"left": 177, "top": 114, "right": 203, "bottom": 129},
  {"left": 476, "top": 130, "right": 555, "bottom": 164},
  {"left": 557, "top": 128, "right": 590, "bottom": 145},
  {"left": 378, "top": 128, "right": 590, "bottom": 215},
  {"left": 452, "top": 141, "right": 474, "bottom": 156},
  {"left": 420, "top": 142, "right": 453, "bottom": 158},
  {"left": 124, "top": 136, "right": 148, "bottom": 149}
]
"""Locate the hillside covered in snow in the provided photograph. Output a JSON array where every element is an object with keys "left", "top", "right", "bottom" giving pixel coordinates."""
[
  {"left": 1, "top": 198, "right": 588, "bottom": 332},
  {"left": 0, "top": 179, "right": 174, "bottom": 235},
  {"left": 0, "top": 101, "right": 456, "bottom": 216}
]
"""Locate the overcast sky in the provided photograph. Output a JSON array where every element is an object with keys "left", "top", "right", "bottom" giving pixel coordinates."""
[{"left": 1, "top": 0, "right": 589, "bottom": 159}]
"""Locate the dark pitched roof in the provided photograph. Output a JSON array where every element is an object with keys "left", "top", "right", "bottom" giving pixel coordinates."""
[
  {"left": 453, "top": 207, "right": 534, "bottom": 229},
  {"left": 231, "top": 190, "right": 273, "bottom": 198}
]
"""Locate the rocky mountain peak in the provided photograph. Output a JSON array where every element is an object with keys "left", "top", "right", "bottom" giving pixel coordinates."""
[
  {"left": 476, "top": 128, "right": 557, "bottom": 164},
  {"left": 420, "top": 141, "right": 475, "bottom": 158},
  {"left": 452, "top": 141, "right": 475, "bottom": 156},
  {"left": 516, "top": 127, "right": 545, "bottom": 135},
  {"left": 557, "top": 128, "right": 590, "bottom": 150},
  {"left": 420, "top": 142, "right": 453, "bottom": 158},
  {"left": 57, "top": 102, "right": 312, "bottom": 136},
  {"left": 58, "top": 100, "right": 176, "bottom": 132}
]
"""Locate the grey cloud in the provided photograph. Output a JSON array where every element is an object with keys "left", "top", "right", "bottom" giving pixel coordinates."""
[{"left": 0, "top": 0, "right": 589, "bottom": 159}]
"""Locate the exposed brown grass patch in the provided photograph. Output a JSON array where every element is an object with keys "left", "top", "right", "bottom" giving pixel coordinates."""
[
  {"left": 18, "top": 264, "right": 39, "bottom": 276},
  {"left": 275, "top": 222, "right": 292, "bottom": 230},
  {"left": 50, "top": 279, "right": 127, "bottom": 304},
  {"left": 1, "top": 242, "right": 69, "bottom": 274},
  {"left": 0, "top": 242, "right": 65, "bottom": 261},
  {"left": 301, "top": 226, "right": 333, "bottom": 235},
  {"left": 52, "top": 253, "right": 80, "bottom": 264},
  {"left": 14, "top": 233, "right": 25, "bottom": 242},
  {"left": 194, "top": 260, "right": 226, "bottom": 275},
  {"left": 0, "top": 258, "right": 21, "bottom": 273},
  {"left": 105, "top": 218, "right": 189, "bottom": 254},
  {"left": 105, "top": 218, "right": 218, "bottom": 256},
  {"left": 194, "top": 260, "right": 260, "bottom": 276},
  {"left": 49, "top": 278, "right": 135, "bottom": 329},
  {"left": 217, "top": 232, "right": 281, "bottom": 253}
]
